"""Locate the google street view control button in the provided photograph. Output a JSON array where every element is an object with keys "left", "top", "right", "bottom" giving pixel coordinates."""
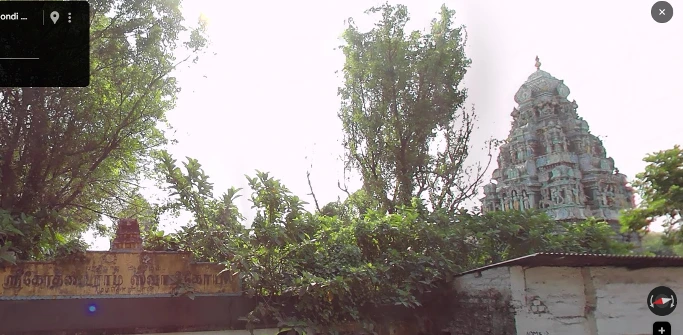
[
  {"left": 651, "top": 1, "right": 674, "bottom": 23},
  {"left": 653, "top": 321, "right": 671, "bottom": 335},
  {"left": 648, "top": 286, "right": 677, "bottom": 316}
]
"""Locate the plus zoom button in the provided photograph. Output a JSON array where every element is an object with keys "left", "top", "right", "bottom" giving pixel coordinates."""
[{"left": 653, "top": 321, "right": 671, "bottom": 335}]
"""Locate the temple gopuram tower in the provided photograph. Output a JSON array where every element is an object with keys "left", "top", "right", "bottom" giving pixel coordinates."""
[{"left": 481, "top": 57, "right": 635, "bottom": 228}]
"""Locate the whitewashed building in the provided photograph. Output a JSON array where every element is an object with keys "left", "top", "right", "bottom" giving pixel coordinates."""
[{"left": 451, "top": 253, "right": 683, "bottom": 335}]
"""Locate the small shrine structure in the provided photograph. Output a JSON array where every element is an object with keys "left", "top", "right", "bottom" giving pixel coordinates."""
[
  {"left": 481, "top": 57, "right": 635, "bottom": 228},
  {"left": 110, "top": 218, "right": 143, "bottom": 251}
]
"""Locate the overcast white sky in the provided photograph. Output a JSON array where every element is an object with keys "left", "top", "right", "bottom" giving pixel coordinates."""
[{"left": 88, "top": 0, "right": 682, "bottom": 249}]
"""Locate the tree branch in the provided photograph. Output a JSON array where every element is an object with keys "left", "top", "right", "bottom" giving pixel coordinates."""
[{"left": 306, "top": 170, "right": 321, "bottom": 213}]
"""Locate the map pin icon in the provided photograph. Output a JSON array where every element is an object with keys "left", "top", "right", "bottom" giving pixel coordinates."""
[{"left": 50, "top": 11, "right": 59, "bottom": 24}]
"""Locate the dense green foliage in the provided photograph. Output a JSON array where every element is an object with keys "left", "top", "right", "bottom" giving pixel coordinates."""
[
  {"left": 0, "top": 0, "right": 207, "bottom": 261},
  {"left": 144, "top": 153, "right": 630, "bottom": 332},
  {"left": 620, "top": 145, "right": 683, "bottom": 243},
  {"left": 641, "top": 232, "right": 683, "bottom": 256},
  {"left": 338, "top": 4, "right": 490, "bottom": 215}
]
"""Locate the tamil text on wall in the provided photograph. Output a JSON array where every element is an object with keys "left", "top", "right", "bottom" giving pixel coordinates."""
[{"left": 0, "top": 251, "right": 240, "bottom": 299}]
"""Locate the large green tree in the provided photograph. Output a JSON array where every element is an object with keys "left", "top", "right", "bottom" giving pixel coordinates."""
[
  {"left": 0, "top": 0, "right": 207, "bottom": 261},
  {"left": 621, "top": 145, "right": 683, "bottom": 243},
  {"left": 338, "top": 4, "right": 489, "bottom": 215}
]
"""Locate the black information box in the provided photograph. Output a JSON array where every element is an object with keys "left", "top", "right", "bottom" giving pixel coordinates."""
[{"left": 0, "top": 1, "right": 90, "bottom": 87}]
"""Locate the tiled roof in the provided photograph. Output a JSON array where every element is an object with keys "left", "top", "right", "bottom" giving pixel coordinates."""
[{"left": 456, "top": 252, "right": 683, "bottom": 276}]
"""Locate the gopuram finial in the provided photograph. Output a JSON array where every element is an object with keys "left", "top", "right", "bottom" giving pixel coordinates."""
[{"left": 535, "top": 56, "right": 541, "bottom": 70}]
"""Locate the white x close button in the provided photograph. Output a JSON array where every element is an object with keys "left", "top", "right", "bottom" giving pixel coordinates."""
[{"left": 652, "top": 1, "right": 674, "bottom": 23}]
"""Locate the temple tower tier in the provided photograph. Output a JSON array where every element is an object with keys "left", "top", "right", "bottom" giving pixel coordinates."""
[
  {"left": 110, "top": 218, "right": 143, "bottom": 252},
  {"left": 481, "top": 57, "right": 635, "bottom": 226}
]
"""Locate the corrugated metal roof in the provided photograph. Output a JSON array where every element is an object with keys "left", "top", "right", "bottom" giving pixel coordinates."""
[{"left": 456, "top": 252, "right": 683, "bottom": 276}]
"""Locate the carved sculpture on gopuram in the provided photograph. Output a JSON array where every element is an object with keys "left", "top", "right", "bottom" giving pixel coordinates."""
[{"left": 480, "top": 57, "right": 635, "bottom": 237}]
